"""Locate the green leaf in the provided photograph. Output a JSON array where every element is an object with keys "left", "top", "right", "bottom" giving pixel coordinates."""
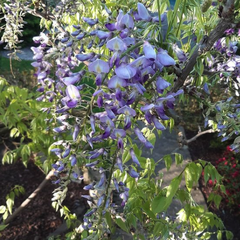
[
  {"left": 214, "top": 195, "right": 222, "bottom": 209},
  {"left": 200, "top": 232, "right": 212, "bottom": 239},
  {"left": 166, "top": 175, "right": 182, "bottom": 199},
  {"left": 137, "top": 234, "right": 146, "bottom": 240},
  {"left": 151, "top": 195, "right": 167, "bottom": 214},
  {"left": 174, "top": 153, "right": 183, "bottom": 165},
  {"left": 217, "top": 231, "right": 222, "bottom": 240},
  {"left": 0, "top": 205, "right": 6, "bottom": 214},
  {"left": 122, "top": 147, "right": 131, "bottom": 164},
  {"left": 147, "top": 133, "right": 156, "bottom": 147},
  {"left": 105, "top": 211, "right": 113, "bottom": 231},
  {"left": 2, "top": 211, "right": 8, "bottom": 220},
  {"left": 204, "top": 165, "right": 210, "bottom": 184},
  {"left": 6, "top": 192, "right": 14, "bottom": 215},
  {"left": 220, "top": 185, "right": 226, "bottom": 194},
  {"left": 185, "top": 163, "right": 201, "bottom": 192},
  {"left": 126, "top": 214, "right": 136, "bottom": 229},
  {"left": 169, "top": 118, "right": 174, "bottom": 131},
  {"left": 142, "top": 202, "right": 156, "bottom": 219},
  {"left": 0, "top": 224, "right": 8, "bottom": 231},
  {"left": 226, "top": 231, "right": 233, "bottom": 240},
  {"left": 21, "top": 145, "right": 31, "bottom": 156},
  {"left": 163, "top": 154, "right": 172, "bottom": 171},
  {"left": 115, "top": 217, "right": 129, "bottom": 233},
  {"left": 153, "top": 222, "right": 162, "bottom": 237},
  {"left": 10, "top": 128, "right": 19, "bottom": 138},
  {"left": 132, "top": 144, "right": 142, "bottom": 158}
]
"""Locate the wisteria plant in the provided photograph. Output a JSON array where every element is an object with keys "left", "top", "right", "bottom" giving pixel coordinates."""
[{"left": 1, "top": 0, "right": 240, "bottom": 239}]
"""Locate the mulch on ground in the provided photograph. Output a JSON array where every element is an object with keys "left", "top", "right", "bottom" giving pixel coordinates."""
[{"left": 0, "top": 159, "right": 88, "bottom": 240}]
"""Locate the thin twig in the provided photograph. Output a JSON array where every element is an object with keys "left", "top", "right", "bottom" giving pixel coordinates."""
[{"left": 186, "top": 129, "right": 216, "bottom": 144}]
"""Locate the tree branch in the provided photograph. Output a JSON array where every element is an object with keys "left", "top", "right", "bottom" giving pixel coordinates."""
[
  {"left": 185, "top": 129, "right": 216, "bottom": 144},
  {"left": 173, "top": 0, "right": 235, "bottom": 92}
]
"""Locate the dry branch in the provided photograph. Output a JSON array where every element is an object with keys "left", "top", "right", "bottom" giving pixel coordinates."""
[{"left": 3, "top": 169, "right": 55, "bottom": 225}]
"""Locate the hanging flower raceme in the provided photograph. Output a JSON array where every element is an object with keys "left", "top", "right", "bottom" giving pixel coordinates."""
[{"left": 30, "top": 3, "right": 193, "bottom": 235}]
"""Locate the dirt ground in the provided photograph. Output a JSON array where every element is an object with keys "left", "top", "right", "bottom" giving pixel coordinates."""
[{"left": 0, "top": 156, "right": 88, "bottom": 240}]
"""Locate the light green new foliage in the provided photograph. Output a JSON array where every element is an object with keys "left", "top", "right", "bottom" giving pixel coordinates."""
[{"left": 0, "top": 77, "right": 55, "bottom": 170}]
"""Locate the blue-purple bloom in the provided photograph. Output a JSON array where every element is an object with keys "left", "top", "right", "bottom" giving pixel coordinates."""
[
  {"left": 64, "top": 85, "right": 81, "bottom": 108},
  {"left": 76, "top": 53, "right": 95, "bottom": 61},
  {"left": 62, "top": 147, "right": 71, "bottom": 158},
  {"left": 108, "top": 75, "right": 127, "bottom": 89},
  {"left": 97, "top": 172, "right": 106, "bottom": 187},
  {"left": 137, "top": 3, "right": 151, "bottom": 21},
  {"left": 134, "top": 128, "right": 153, "bottom": 148},
  {"left": 128, "top": 166, "right": 139, "bottom": 178},
  {"left": 82, "top": 17, "right": 98, "bottom": 26},
  {"left": 97, "top": 194, "right": 105, "bottom": 207},
  {"left": 63, "top": 73, "right": 81, "bottom": 85},
  {"left": 105, "top": 23, "right": 117, "bottom": 31},
  {"left": 143, "top": 41, "right": 156, "bottom": 60},
  {"left": 88, "top": 59, "right": 110, "bottom": 74},
  {"left": 156, "top": 48, "right": 176, "bottom": 67},
  {"left": 73, "top": 125, "right": 80, "bottom": 141},
  {"left": 203, "top": 83, "right": 210, "bottom": 94},
  {"left": 113, "top": 178, "right": 119, "bottom": 192},
  {"left": 152, "top": 116, "right": 166, "bottom": 130},
  {"left": 156, "top": 77, "right": 171, "bottom": 93},
  {"left": 119, "top": 13, "right": 134, "bottom": 29},
  {"left": 53, "top": 125, "right": 67, "bottom": 133},
  {"left": 96, "top": 30, "right": 111, "bottom": 40},
  {"left": 112, "top": 129, "right": 126, "bottom": 149},
  {"left": 86, "top": 160, "right": 99, "bottom": 167},
  {"left": 116, "top": 157, "right": 123, "bottom": 172},
  {"left": 76, "top": 33, "right": 85, "bottom": 40},
  {"left": 89, "top": 148, "right": 104, "bottom": 160},
  {"left": 130, "top": 148, "right": 140, "bottom": 166},
  {"left": 120, "top": 187, "right": 129, "bottom": 206},
  {"left": 70, "top": 154, "right": 77, "bottom": 166},
  {"left": 106, "top": 37, "right": 127, "bottom": 52},
  {"left": 115, "top": 64, "right": 137, "bottom": 79},
  {"left": 172, "top": 44, "right": 187, "bottom": 62},
  {"left": 83, "top": 183, "right": 94, "bottom": 190},
  {"left": 117, "top": 106, "right": 136, "bottom": 116}
]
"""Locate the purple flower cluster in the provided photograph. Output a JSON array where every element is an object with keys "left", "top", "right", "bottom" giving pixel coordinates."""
[{"left": 32, "top": 2, "right": 184, "bottom": 230}]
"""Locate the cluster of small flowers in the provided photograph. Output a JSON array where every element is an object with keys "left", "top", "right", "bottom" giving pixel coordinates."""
[
  {"left": 206, "top": 34, "right": 240, "bottom": 96},
  {"left": 0, "top": 0, "right": 29, "bottom": 51},
  {"left": 204, "top": 95, "right": 240, "bottom": 146},
  {"left": 31, "top": 2, "right": 187, "bottom": 232}
]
